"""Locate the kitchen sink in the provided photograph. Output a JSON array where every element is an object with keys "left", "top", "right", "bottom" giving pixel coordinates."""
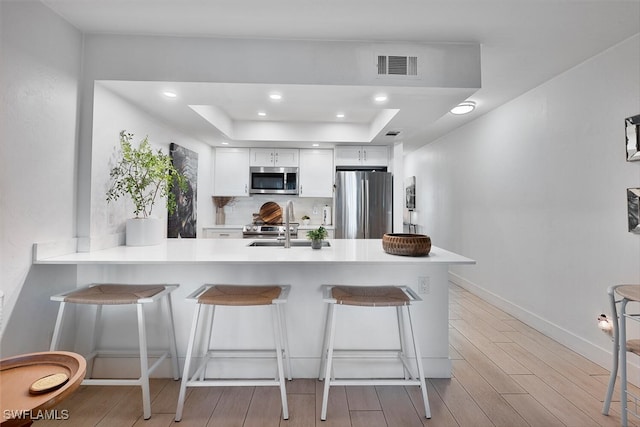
[{"left": 248, "top": 240, "right": 331, "bottom": 247}]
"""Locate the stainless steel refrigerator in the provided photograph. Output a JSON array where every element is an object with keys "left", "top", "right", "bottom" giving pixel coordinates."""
[{"left": 335, "top": 170, "right": 393, "bottom": 239}]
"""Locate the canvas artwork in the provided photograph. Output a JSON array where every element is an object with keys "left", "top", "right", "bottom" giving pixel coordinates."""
[
  {"left": 168, "top": 143, "right": 198, "bottom": 238},
  {"left": 626, "top": 114, "right": 640, "bottom": 161},
  {"left": 628, "top": 188, "right": 640, "bottom": 233},
  {"left": 405, "top": 176, "right": 416, "bottom": 211}
]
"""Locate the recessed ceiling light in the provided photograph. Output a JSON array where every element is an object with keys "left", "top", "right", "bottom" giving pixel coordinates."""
[
  {"left": 336, "top": 113, "right": 345, "bottom": 118},
  {"left": 258, "top": 111, "right": 267, "bottom": 117},
  {"left": 374, "top": 94, "right": 388, "bottom": 102},
  {"left": 269, "top": 93, "right": 282, "bottom": 101},
  {"left": 221, "top": 142, "right": 229, "bottom": 145},
  {"left": 163, "top": 91, "right": 177, "bottom": 98},
  {"left": 450, "top": 101, "right": 476, "bottom": 115},
  {"left": 312, "top": 143, "right": 320, "bottom": 147}
]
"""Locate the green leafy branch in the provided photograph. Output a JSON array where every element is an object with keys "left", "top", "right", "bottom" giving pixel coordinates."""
[{"left": 106, "top": 130, "right": 187, "bottom": 218}]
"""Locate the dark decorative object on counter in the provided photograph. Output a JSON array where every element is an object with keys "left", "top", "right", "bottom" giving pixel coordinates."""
[
  {"left": 625, "top": 114, "right": 640, "bottom": 162},
  {"left": 306, "top": 226, "right": 328, "bottom": 249},
  {"left": 382, "top": 233, "right": 431, "bottom": 256},
  {"left": 628, "top": 188, "right": 640, "bottom": 233},
  {"left": 168, "top": 143, "right": 198, "bottom": 238}
]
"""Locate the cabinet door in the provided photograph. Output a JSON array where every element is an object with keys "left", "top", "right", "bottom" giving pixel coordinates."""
[
  {"left": 299, "top": 149, "right": 334, "bottom": 198},
  {"left": 334, "top": 146, "right": 362, "bottom": 166},
  {"left": 214, "top": 148, "right": 250, "bottom": 196},
  {"left": 202, "top": 228, "right": 243, "bottom": 238},
  {"left": 362, "top": 146, "right": 388, "bottom": 166},
  {"left": 250, "top": 148, "right": 275, "bottom": 166},
  {"left": 274, "top": 149, "right": 299, "bottom": 167}
]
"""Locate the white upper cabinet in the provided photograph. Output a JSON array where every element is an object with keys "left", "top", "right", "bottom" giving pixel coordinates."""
[
  {"left": 299, "top": 149, "right": 334, "bottom": 198},
  {"left": 250, "top": 148, "right": 299, "bottom": 167},
  {"left": 213, "top": 147, "right": 250, "bottom": 196},
  {"left": 335, "top": 146, "right": 388, "bottom": 167}
]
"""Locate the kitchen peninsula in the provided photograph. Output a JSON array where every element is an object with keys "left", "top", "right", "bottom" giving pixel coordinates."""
[{"left": 34, "top": 239, "right": 474, "bottom": 379}]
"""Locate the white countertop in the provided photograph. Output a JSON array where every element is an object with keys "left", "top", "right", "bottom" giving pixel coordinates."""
[{"left": 34, "top": 239, "right": 475, "bottom": 266}]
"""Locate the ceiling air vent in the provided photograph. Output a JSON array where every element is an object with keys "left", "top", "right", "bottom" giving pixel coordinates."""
[
  {"left": 377, "top": 55, "right": 418, "bottom": 76},
  {"left": 386, "top": 130, "right": 401, "bottom": 136}
]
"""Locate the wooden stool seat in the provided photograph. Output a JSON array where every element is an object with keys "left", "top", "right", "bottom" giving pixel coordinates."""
[
  {"left": 332, "top": 285, "right": 410, "bottom": 306},
  {"left": 198, "top": 285, "right": 281, "bottom": 306},
  {"left": 175, "top": 284, "right": 291, "bottom": 422},
  {"left": 49, "top": 283, "right": 180, "bottom": 420},
  {"left": 62, "top": 284, "right": 166, "bottom": 305},
  {"left": 615, "top": 285, "right": 640, "bottom": 302}
]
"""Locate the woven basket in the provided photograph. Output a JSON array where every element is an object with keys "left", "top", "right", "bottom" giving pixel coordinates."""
[{"left": 382, "top": 233, "right": 431, "bottom": 257}]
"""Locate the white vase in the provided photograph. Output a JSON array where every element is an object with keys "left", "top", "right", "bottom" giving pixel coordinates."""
[{"left": 126, "top": 218, "right": 163, "bottom": 246}]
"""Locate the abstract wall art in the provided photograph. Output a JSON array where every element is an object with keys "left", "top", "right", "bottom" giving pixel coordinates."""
[{"left": 168, "top": 143, "right": 198, "bottom": 238}]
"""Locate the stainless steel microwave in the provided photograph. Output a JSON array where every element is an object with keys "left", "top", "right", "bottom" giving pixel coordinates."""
[{"left": 249, "top": 166, "right": 299, "bottom": 195}]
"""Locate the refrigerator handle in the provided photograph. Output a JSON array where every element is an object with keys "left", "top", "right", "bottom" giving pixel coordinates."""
[{"left": 364, "top": 177, "right": 369, "bottom": 238}]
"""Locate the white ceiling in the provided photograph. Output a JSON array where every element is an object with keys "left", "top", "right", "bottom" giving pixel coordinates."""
[{"left": 42, "top": 0, "right": 640, "bottom": 152}]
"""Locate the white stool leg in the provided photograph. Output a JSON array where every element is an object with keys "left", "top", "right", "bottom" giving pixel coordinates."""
[
  {"left": 272, "top": 304, "right": 289, "bottom": 419},
  {"left": 277, "top": 303, "right": 293, "bottom": 381},
  {"left": 603, "top": 287, "right": 620, "bottom": 415},
  {"left": 49, "top": 301, "right": 67, "bottom": 351},
  {"left": 136, "top": 303, "right": 151, "bottom": 420},
  {"left": 176, "top": 303, "right": 202, "bottom": 422},
  {"left": 85, "top": 304, "right": 104, "bottom": 378},
  {"left": 621, "top": 299, "right": 630, "bottom": 427},
  {"left": 199, "top": 304, "right": 215, "bottom": 381},
  {"left": 320, "top": 302, "right": 338, "bottom": 421},
  {"left": 164, "top": 294, "right": 180, "bottom": 380},
  {"left": 397, "top": 306, "right": 410, "bottom": 380},
  {"left": 407, "top": 304, "right": 431, "bottom": 419},
  {"left": 318, "top": 302, "right": 332, "bottom": 380}
]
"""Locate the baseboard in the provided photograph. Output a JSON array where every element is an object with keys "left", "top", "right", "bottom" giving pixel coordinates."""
[
  {"left": 88, "top": 356, "right": 451, "bottom": 379},
  {"left": 448, "top": 271, "right": 639, "bottom": 384}
]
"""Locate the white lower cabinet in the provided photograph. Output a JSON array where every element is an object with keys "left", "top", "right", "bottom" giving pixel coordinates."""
[{"left": 202, "top": 227, "right": 243, "bottom": 239}]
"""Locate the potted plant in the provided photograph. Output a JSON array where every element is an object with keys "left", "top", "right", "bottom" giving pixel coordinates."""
[
  {"left": 107, "top": 130, "right": 186, "bottom": 246},
  {"left": 306, "top": 226, "right": 328, "bottom": 249},
  {"left": 301, "top": 215, "right": 310, "bottom": 226}
]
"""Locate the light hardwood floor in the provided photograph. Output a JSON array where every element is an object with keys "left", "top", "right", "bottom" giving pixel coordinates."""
[{"left": 38, "top": 283, "right": 634, "bottom": 426}]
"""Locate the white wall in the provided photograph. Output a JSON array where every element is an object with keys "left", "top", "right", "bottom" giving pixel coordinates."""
[
  {"left": 405, "top": 35, "right": 640, "bottom": 369},
  {"left": 0, "top": 1, "right": 82, "bottom": 354},
  {"left": 89, "top": 83, "right": 214, "bottom": 246}
]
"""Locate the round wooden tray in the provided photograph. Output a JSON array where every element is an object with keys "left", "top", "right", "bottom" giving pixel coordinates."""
[
  {"left": 259, "top": 202, "right": 282, "bottom": 224},
  {"left": 0, "top": 351, "right": 86, "bottom": 424},
  {"left": 382, "top": 233, "right": 431, "bottom": 257}
]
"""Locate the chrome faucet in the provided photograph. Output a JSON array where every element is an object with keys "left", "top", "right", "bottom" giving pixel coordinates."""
[{"left": 284, "top": 200, "right": 294, "bottom": 248}]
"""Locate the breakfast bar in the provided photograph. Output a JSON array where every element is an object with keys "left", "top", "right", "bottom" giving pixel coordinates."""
[{"left": 34, "top": 239, "right": 474, "bottom": 379}]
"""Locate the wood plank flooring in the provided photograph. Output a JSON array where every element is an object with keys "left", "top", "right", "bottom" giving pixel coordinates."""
[{"left": 36, "top": 283, "right": 633, "bottom": 426}]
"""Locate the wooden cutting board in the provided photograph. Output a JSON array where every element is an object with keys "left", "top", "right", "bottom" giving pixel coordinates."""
[{"left": 259, "top": 202, "right": 282, "bottom": 224}]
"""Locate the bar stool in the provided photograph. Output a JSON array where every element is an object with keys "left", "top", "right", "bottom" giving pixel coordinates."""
[
  {"left": 175, "top": 284, "right": 291, "bottom": 422},
  {"left": 318, "top": 285, "right": 431, "bottom": 421},
  {"left": 602, "top": 284, "right": 640, "bottom": 426},
  {"left": 49, "top": 283, "right": 180, "bottom": 420}
]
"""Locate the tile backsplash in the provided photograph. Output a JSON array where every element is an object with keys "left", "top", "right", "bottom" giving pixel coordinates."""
[{"left": 208, "top": 194, "right": 333, "bottom": 227}]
